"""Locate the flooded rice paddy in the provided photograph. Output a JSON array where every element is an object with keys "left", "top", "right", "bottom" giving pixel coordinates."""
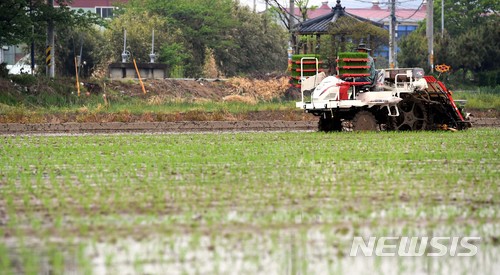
[{"left": 1, "top": 129, "right": 499, "bottom": 274}]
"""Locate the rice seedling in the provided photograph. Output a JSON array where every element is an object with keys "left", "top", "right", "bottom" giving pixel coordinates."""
[{"left": 0, "top": 129, "right": 499, "bottom": 274}]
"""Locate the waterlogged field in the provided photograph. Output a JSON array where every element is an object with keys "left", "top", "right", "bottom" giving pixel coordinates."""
[{"left": 1, "top": 129, "right": 499, "bottom": 274}]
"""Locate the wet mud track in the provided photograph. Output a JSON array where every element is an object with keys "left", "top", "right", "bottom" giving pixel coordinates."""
[
  {"left": 0, "top": 117, "right": 498, "bottom": 135},
  {"left": 0, "top": 121, "right": 316, "bottom": 134}
]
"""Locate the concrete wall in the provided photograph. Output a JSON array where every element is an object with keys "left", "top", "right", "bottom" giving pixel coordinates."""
[{"left": 108, "top": 63, "right": 167, "bottom": 80}]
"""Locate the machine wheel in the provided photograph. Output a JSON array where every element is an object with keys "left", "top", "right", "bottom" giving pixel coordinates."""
[
  {"left": 389, "top": 97, "right": 428, "bottom": 131},
  {"left": 352, "top": 111, "right": 378, "bottom": 131},
  {"left": 331, "top": 117, "right": 342, "bottom": 131},
  {"left": 318, "top": 115, "right": 342, "bottom": 132}
]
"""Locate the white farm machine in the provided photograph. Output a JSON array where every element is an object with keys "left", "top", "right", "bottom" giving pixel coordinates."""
[{"left": 295, "top": 57, "right": 471, "bottom": 131}]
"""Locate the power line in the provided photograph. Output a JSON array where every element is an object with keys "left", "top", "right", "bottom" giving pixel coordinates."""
[
  {"left": 399, "top": 0, "right": 424, "bottom": 20},
  {"left": 351, "top": 0, "right": 423, "bottom": 8}
]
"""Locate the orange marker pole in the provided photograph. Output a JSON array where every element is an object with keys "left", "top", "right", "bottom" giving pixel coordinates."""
[
  {"left": 74, "top": 57, "right": 80, "bottom": 96},
  {"left": 133, "top": 58, "right": 146, "bottom": 94}
]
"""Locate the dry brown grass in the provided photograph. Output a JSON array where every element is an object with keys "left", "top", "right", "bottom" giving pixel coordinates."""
[
  {"left": 77, "top": 106, "right": 90, "bottom": 113},
  {"left": 203, "top": 49, "right": 222, "bottom": 78},
  {"left": 147, "top": 95, "right": 168, "bottom": 105},
  {"left": 227, "top": 77, "right": 289, "bottom": 101},
  {"left": 0, "top": 113, "right": 45, "bottom": 123},
  {"left": 112, "top": 110, "right": 133, "bottom": 123},
  {"left": 140, "top": 112, "right": 156, "bottom": 122},
  {"left": 222, "top": 95, "right": 257, "bottom": 105},
  {"left": 76, "top": 113, "right": 100, "bottom": 123}
]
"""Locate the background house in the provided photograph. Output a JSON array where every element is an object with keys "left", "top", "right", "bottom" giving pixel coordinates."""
[
  {"left": 1, "top": 45, "right": 26, "bottom": 67},
  {"left": 65, "top": 0, "right": 129, "bottom": 18}
]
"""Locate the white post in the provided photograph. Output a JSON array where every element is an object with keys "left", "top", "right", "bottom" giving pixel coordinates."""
[
  {"left": 427, "top": 0, "right": 434, "bottom": 72},
  {"left": 389, "top": 0, "right": 396, "bottom": 68},
  {"left": 151, "top": 29, "right": 154, "bottom": 54},
  {"left": 150, "top": 29, "right": 156, "bottom": 63},
  {"left": 121, "top": 29, "right": 128, "bottom": 63}
]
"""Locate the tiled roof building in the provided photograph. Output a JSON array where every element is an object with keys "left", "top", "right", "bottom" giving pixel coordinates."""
[
  {"left": 308, "top": 1, "right": 426, "bottom": 24},
  {"left": 290, "top": 0, "right": 425, "bottom": 37},
  {"left": 295, "top": 1, "right": 385, "bottom": 35},
  {"left": 289, "top": 0, "right": 426, "bottom": 62}
]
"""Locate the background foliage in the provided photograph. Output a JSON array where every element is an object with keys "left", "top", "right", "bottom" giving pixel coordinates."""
[
  {"left": 1, "top": 0, "right": 288, "bottom": 78},
  {"left": 2, "top": 0, "right": 498, "bottom": 86},
  {"left": 398, "top": 0, "right": 499, "bottom": 87},
  {"left": 109, "top": 0, "right": 288, "bottom": 77},
  {"left": 0, "top": 0, "right": 101, "bottom": 46}
]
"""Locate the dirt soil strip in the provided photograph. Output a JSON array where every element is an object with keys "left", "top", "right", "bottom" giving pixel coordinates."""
[
  {"left": 0, "top": 121, "right": 317, "bottom": 134},
  {"left": 0, "top": 118, "right": 498, "bottom": 135},
  {"left": 471, "top": 118, "right": 500, "bottom": 128}
]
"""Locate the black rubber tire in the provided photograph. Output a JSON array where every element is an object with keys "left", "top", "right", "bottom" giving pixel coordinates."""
[{"left": 318, "top": 115, "right": 342, "bottom": 132}]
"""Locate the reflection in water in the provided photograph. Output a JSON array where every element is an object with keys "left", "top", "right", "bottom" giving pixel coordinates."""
[
  {"left": 2, "top": 222, "right": 499, "bottom": 274},
  {"left": 5, "top": 226, "right": 494, "bottom": 274}
]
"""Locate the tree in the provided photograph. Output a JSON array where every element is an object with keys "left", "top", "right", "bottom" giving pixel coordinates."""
[
  {"left": 0, "top": 0, "right": 101, "bottom": 46},
  {"left": 397, "top": 26, "right": 428, "bottom": 70},
  {"left": 128, "top": 0, "right": 238, "bottom": 77},
  {"left": 0, "top": 0, "right": 33, "bottom": 45},
  {"left": 56, "top": 26, "right": 104, "bottom": 78},
  {"left": 316, "top": 17, "right": 388, "bottom": 71},
  {"left": 216, "top": 3, "right": 288, "bottom": 75},
  {"left": 429, "top": 0, "right": 500, "bottom": 85},
  {"left": 396, "top": 0, "right": 500, "bottom": 85},
  {"left": 433, "top": 0, "right": 499, "bottom": 37},
  {"left": 265, "top": 0, "right": 317, "bottom": 29},
  {"left": 120, "top": 0, "right": 288, "bottom": 77},
  {"left": 469, "top": 19, "right": 500, "bottom": 73},
  {"left": 327, "top": 17, "right": 388, "bottom": 53},
  {"left": 94, "top": 8, "right": 190, "bottom": 77},
  {"left": 1, "top": 0, "right": 102, "bottom": 77},
  {"left": 445, "top": 19, "right": 500, "bottom": 84},
  {"left": 102, "top": 11, "right": 178, "bottom": 63}
]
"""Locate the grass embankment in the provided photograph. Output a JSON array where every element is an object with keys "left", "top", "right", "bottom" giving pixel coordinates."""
[
  {"left": 453, "top": 87, "right": 500, "bottom": 110},
  {"left": 0, "top": 100, "right": 302, "bottom": 123},
  {"left": 0, "top": 76, "right": 304, "bottom": 123},
  {"left": 1, "top": 129, "right": 499, "bottom": 274},
  {"left": 1, "top": 77, "right": 499, "bottom": 123}
]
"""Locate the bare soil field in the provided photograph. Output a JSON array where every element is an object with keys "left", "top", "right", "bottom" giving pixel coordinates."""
[
  {"left": 0, "top": 120, "right": 314, "bottom": 134},
  {"left": 0, "top": 114, "right": 498, "bottom": 135}
]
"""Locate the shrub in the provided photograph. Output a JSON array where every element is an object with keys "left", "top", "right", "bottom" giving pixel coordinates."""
[
  {"left": 9, "top": 74, "right": 37, "bottom": 87},
  {"left": 0, "top": 63, "right": 9, "bottom": 78}
]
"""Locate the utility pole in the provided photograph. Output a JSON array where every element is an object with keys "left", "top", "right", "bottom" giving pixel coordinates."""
[
  {"left": 389, "top": 0, "right": 396, "bottom": 68},
  {"left": 46, "top": 0, "right": 55, "bottom": 78},
  {"left": 30, "top": 0, "right": 35, "bottom": 75},
  {"left": 289, "top": 0, "right": 295, "bottom": 53},
  {"left": 441, "top": 0, "right": 444, "bottom": 37},
  {"left": 264, "top": 1, "right": 268, "bottom": 33},
  {"left": 426, "top": 0, "right": 434, "bottom": 73}
]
